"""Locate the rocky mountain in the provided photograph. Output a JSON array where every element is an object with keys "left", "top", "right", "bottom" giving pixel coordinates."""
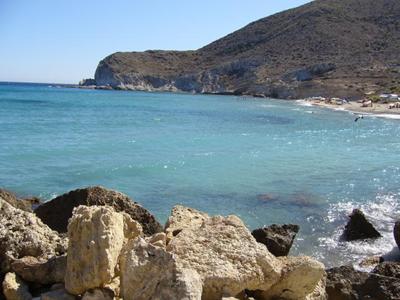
[{"left": 88, "top": 0, "right": 400, "bottom": 99}]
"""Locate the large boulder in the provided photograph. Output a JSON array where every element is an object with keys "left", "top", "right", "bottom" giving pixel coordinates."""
[
  {"left": 0, "top": 197, "right": 67, "bottom": 275},
  {"left": 251, "top": 224, "right": 299, "bottom": 256},
  {"left": 2, "top": 272, "right": 32, "bottom": 300},
  {"left": 65, "top": 205, "right": 142, "bottom": 295},
  {"left": 120, "top": 238, "right": 202, "bottom": 300},
  {"left": 326, "top": 265, "right": 400, "bottom": 299},
  {"left": 342, "top": 209, "right": 381, "bottom": 241},
  {"left": 166, "top": 213, "right": 282, "bottom": 299},
  {"left": 11, "top": 255, "right": 66, "bottom": 285},
  {"left": 394, "top": 221, "right": 400, "bottom": 250},
  {"left": 253, "top": 256, "right": 326, "bottom": 300},
  {"left": 164, "top": 205, "right": 209, "bottom": 243},
  {"left": 35, "top": 186, "right": 162, "bottom": 235}
]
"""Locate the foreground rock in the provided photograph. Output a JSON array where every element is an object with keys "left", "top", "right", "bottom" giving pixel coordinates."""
[
  {"left": 394, "top": 221, "right": 400, "bottom": 250},
  {"left": 65, "top": 205, "right": 142, "bottom": 295},
  {"left": 2, "top": 272, "right": 32, "bottom": 300},
  {"left": 0, "top": 189, "right": 40, "bottom": 212},
  {"left": 342, "top": 209, "right": 381, "bottom": 241},
  {"left": 251, "top": 224, "right": 299, "bottom": 256},
  {"left": 164, "top": 205, "right": 209, "bottom": 243},
  {"left": 40, "top": 288, "right": 75, "bottom": 300},
  {"left": 81, "top": 288, "right": 113, "bottom": 300},
  {"left": 326, "top": 265, "right": 400, "bottom": 299},
  {"left": 372, "top": 261, "right": 400, "bottom": 279},
  {"left": 253, "top": 256, "right": 326, "bottom": 299},
  {"left": 11, "top": 255, "right": 66, "bottom": 285},
  {"left": 35, "top": 186, "right": 162, "bottom": 235},
  {"left": 0, "top": 197, "right": 67, "bottom": 275},
  {"left": 120, "top": 238, "right": 202, "bottom": 300},
  {"left": 167, "top": 214, "right": 283, "bottom": 299}
]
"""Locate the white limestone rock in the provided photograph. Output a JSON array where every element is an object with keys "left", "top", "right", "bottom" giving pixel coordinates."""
[
  {"left": 120, "top": 238, "right": 202, "bottom": 300},
  {"left": 0, "top": 197, "right": 67, "bottom": 274},
  {"left": 164, "top": 205, "right": 209, "bottom": 243},
  {"left": 64, "top": 205, "right": 142, "bottom": 295},
  {"left": 255, "top": 256, "right": 326, "bottom": 300},
  {"left": 167, "top": 214, "right": 282, "bottom": 299}
]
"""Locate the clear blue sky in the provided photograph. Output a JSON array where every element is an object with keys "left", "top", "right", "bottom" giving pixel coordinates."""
[{"left": 0, "top": 0, "right": 311, "bottom": 84}]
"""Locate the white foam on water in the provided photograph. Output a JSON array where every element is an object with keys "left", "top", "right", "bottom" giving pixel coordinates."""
[
  {"left": 315, "top": 193, "right": 400, "bottom": 267},
  {"left": 295, "top": 100, "right": 313, "bottom": 107},
  {"left": 371, "top": 114, "right": 400, "bottom": 120},
  {"left": 194, "top": 152, "right": 214, "bottom": 157},
  {"left": 259, "top": 103, "right": 277, "bottom": 108}
]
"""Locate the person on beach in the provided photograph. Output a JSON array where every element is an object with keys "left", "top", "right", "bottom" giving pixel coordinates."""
[{"left": 354, "top": 115, "right": 364, "bottom": 122}]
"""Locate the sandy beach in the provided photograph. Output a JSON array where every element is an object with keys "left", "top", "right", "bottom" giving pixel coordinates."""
[{"left": 300, "top": 99, "right": 400, "bottom": 118}]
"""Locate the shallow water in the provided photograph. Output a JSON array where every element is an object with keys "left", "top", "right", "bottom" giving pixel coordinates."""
[{"left": 1, "top": 82, "right": 400, "bottom": 266}]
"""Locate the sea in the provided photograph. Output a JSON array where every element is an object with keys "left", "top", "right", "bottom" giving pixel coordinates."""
[{"left": 1, "top": 82, "right": 400, "bottom": 267}]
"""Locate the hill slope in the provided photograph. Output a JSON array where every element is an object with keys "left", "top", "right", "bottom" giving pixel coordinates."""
[{"left": 91, "top": 0, "right": 400, "bottom": 99}]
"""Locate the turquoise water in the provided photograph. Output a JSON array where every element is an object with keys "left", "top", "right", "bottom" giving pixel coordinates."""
[{"left": 1, "top": 82, "right": 400, "bottom": 266}]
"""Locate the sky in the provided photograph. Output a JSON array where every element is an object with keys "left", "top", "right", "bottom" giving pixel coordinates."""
[{"left": 0, "top": 0, "right": 311, "bottom": 84}]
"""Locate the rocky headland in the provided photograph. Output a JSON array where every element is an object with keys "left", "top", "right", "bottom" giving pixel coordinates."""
[
  {"left": 81, "top": 0, "right": 400, "bottom": 100},
  {"left": 1, "top": 186, "right": 400, "bottom": 299}
]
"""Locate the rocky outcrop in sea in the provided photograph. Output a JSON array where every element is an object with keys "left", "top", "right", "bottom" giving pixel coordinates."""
[{"left": 1, "top": 186, "right": 400, "bottom": 299}]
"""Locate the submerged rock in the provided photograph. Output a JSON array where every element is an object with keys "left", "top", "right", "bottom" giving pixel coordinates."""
[
  {"left": 65, "top": 205, "right": 142, "bottom": 295},
  {"left": 0, "top": 197, "right": 67, "bottom": 275},
  {"left": 394, "top": 221, "right": 400, "bottom": 250},
  {"left": 251, "top": 224, "right": 299, "bottom": 256},
  {"left": 326, "top": 265, "right": 400, "bottom": 299},
  {"left": 2, "top": 272, "right": 32, "bottom": 300},
  {"left": 342, "top": 209, "right": 381, "bottom": 241},
  {"left": 35, "top": 186, "right": 162, "bottom": 235},
  {"left": 167, "top": 214, "right": 282, "bottom": 299}
]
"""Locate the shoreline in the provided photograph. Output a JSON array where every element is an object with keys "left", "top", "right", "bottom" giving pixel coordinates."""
[
  {"left": 75, "top": 85, "right": 400, "bottom": 120},
  {"left": 297, "top": 99, "right": 400, "bottom": 119}
]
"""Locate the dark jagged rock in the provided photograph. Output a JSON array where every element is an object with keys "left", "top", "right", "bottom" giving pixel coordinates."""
[
  {"left": 34, "top": 186, "right": 162, "bottom": 236},
  {"left": 372, "top": 262, "right": 400, "bottom": 279},
  {"left": 342, "top": 209, "right": 381, "bottom": 241},
  {"left": 92, "top": 0, "right": 400, "bottom": 99},
  {"left": 326, "top": 265, "right": 400, "bottom": 300},
  {"left": 251, "top": 224, "right": 299, "bottom": 256},
  {"left": 394, "top": 221, "right": 400, "bottom": 250}
]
